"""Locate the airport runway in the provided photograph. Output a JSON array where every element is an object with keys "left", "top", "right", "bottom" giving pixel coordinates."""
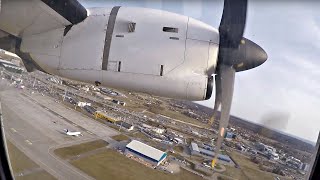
[
  {"left": 25, "top": 92, "right": 120, "bottom": 143},
  {"left": 1, "top": 89, "right": 94, "bottom": 179},
  {"left": 0, "top": 75, "right": 122, "bottom": 179}
]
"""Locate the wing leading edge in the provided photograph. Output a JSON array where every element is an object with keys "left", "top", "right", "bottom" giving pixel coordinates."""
[{"left": 0, "top": 0, "right": 87, "bottom": 71}]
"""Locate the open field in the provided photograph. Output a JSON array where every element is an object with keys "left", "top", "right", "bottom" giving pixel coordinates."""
[
  {"left": 150, "top": 107, "right": 207, "bottom": 127},
  {"left": 229, "top": 151, "right": 291, "bottom": 180},
  {"left": 54, "top": 140, "right": 108, "bottom": 159},
  {"left": 130, "top": 131, "right": 149, "bottom": 140},
  {"left": 222, "top": 166, "right": 247, "bottom": 180},
  {"left": 143, "top": 111, "right": 158, "bottom": 119},
  {"left": 111, "top": 134, "right": 130, "bottom": 141},
  {"left": 15, "top": 170, "right": 56, "bottom": 180},
  {"left": 173, "top": 145, "right": 184, "bottom": 153},
  {"left": 108, "top": 124, "right": 126, "bottom": 132},
  {"left": 71, "top": 149, "right": 204, "bottom": 180},
  {"left": 6, "top": 141, "right": 39, "bottom": 173}
]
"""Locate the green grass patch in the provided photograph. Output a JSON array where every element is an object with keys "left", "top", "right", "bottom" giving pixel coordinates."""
[
  {"left": 15, "top": 170, "right": 56, "bottom": 180},
  {"left": 54, "top": 140, "right": 108, "bottom": 159},
  {"left": 71, "top": 149, "right": 203, "bottom": 180},
  {"left": 6, "top": 141, "right": 39, "bottom": 173},
  {"left": 111, "top": 134, "right": 130, "bottom": 141}
]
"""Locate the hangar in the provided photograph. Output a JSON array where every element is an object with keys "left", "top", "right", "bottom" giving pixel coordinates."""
[{"left": 125, "top": 140, "right": 167, "bottom": 166}]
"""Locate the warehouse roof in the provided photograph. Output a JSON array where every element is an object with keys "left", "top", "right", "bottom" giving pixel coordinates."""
[
  {"left": 126, "top": 140, "right": 166, "bottom": 162},
  {"left": 198, "top": 147, "right": 232, "bottom": 162}
]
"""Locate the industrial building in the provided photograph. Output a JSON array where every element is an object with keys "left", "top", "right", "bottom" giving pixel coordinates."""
[
  {"left": 125, "top": 140, "right": 167, "bottom": 166},
  {"left": 142, "top": 124, "right": 165, "bottom": 134},
  {"left": 190, "top": 142, "right": 200, "bottom": 156},
  {"left": 286, "top": 156, "right": 302, "bottom": 169},
  {"left": 83, "top": 105, "right": 96, "bottom": 115},
  {"left": 94, "top": 111, "right": 119, "bottom": 123},
  {"left": 173, "top": 137, "right": 183, "bottom": 144},
  {"left": 190, "top": 142, "right": 233, "bottom": 163},
  {"left": 77, "top": 101, "right": 91, "bottom": 107},
  {"left": 300, "top": 163, "right": 309, "bottom": 172},
  {"left": 115, "top": 121, "right": 134, "bottom": 131},
  {"left": 255, "top": 142, "right": 279, "bottom": 160},
  {"left": 0, "top": 59, "right": 23, "bottom": 73}
]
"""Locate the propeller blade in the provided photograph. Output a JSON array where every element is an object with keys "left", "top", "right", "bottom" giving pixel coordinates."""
[
  {"left": 219, "top": 0, "right": 248, "bottom": 48},
  {"left": 211, "top": 65, "right": 235, "bottom": 168},
  {"left": 209, "top": 73, "right": 222, "bottom": 125},
  {"left": 210, "top": 0, "right": 267, "bottom": 169}
]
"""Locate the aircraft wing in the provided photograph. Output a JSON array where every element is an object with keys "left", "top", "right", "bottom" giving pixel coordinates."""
[
  {"left": 0, "top": 0, "right": 87, "bottom": 71},
  {"left": 0, "top": 0, "right": 87, "bottom": 37}
]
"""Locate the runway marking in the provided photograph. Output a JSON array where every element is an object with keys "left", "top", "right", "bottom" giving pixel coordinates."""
[
  {"left": 10, "top": 128, "right": 17, "bottom": 133},
  {"left": 7, "top": 136, "right": 60, "bottom": 179},
  {"left": 25, "top": 140, "right": 32, "bottom": 145},
  {"left": 86, "top": 131, "right": 93, "bottom": 135}
]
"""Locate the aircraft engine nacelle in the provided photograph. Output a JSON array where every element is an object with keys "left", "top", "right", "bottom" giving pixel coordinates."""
[{"left": 20, "top": 7, "right": 219, "bottom": 101}]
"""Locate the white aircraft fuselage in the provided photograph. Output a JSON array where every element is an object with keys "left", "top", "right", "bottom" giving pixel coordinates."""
[
  {"left": 14, "top": 6, "right": 219, "bottom": 101},
  {"left": 64, "top": 129, "right": 81, "bottom": 136}
]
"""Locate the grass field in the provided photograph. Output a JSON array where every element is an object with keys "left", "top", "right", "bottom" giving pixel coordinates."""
[
  {"left": 222, "top": 166, "right": 248, "bottom": 180},
  {"left": 130, "top": 131, "right": 149, "bottom": 140},
  {"left": 190, "top": 155, "right": 205, "bottom": 163},
  {"left": 71, "top": 149, "right": 204, "bottom": 180},
  {"left": 111, "top": 134, "right": 130, "bottom": 141},
  {"left": 143, "top": 111, "right": 158, "bottom": 119},
  {"left": 6, "top": 141, "right": 39, "bottom": 173},
  {"left": 150, "top": 107, "right": 207, "bottom": 127},
  {"left": 173, "top": 146, "right": 184, "bottom": 153},
  {"left": 54, "top": 140, "right": 108, "bottom": 159},
  {"left": 229, "top": 151, "right": 289, "bottom": 180},
  {"left": 15, "top": 170, "right": 56, "bottom": 180}
]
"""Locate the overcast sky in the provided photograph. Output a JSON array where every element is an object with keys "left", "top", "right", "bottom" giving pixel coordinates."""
[{"left": 81, "top": 0, "right": 320, "bottom": 142}]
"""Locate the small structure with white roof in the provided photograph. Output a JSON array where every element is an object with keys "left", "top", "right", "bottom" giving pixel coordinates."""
[{"left": 190, "top": 142, "right": 200, "bottom": 155}]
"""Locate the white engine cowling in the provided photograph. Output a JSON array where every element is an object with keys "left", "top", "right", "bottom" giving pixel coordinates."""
[{"left": 20, "top": 6, "right": 219, "bottom": 101}]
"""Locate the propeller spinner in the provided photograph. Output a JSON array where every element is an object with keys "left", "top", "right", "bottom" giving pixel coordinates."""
[{"left": 210, "top": 0, "right": 268, "bottom": 167}]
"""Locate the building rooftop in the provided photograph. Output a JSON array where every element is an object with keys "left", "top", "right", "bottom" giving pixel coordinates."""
[
  {"left": 126, "top": 140, "right": 166, "bottom": 162},
  {"left": 0, "top": 59, "right": 16, "bottom": 66},
  {"left": 116, "top": 121, "right": 133, "bottom": 129},
  {"left": 191, "top": 142, "right": 200, "bottom": 152},
  {"left": 198, "top": 147, "right": 232, "bottom": 161}
]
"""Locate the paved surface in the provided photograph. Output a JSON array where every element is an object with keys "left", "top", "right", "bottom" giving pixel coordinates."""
[
  {"left": 0, "top": 78, "right": 119, "bottom": 179},
  {"left": 24, "top": 92, "right": 119, "bottom": 143},
  {"left": 1, "top": 91, "right": 94, "bottom": 179}
]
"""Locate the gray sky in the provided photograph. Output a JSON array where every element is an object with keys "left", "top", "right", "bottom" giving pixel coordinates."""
[{"left": 81, "top": 0, "right": 320, "bottom": 142}]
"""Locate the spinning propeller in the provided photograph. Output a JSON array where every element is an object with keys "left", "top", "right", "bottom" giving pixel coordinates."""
[{"left": 210, "top": 0, "right": 268, "bottom": 167}]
